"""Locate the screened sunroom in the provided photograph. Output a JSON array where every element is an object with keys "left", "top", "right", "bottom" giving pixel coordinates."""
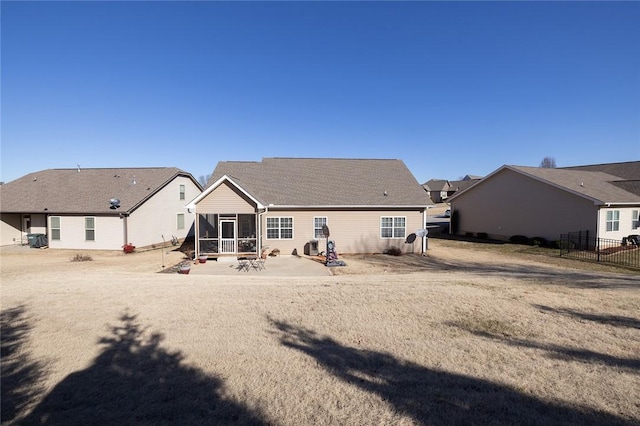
[{"left": 197, "top": 213, "right": 258, "bottom": 256}]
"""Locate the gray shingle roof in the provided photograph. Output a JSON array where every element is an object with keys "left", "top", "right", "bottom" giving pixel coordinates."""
[
  {"left": 560, "top": 161, "right": 640, "bottom": 180},
  {"left": 449, "top": 179, "right": 480, "bottom": 192},
  {"left": 0, "top": 168, "right": 198, "bottom": 214},
  {"left": 209, "top": 158, "right": 432, "bottom": 207},
  {"left": 509, "top": 165, "right": 640, "bottom": 204},
  {"left": 423, "top": 179, "right": 450, "bottom": 191}
]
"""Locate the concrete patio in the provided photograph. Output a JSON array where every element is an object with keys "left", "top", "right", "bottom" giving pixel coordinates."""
[{"left": 183, "top": 255, "right": 332, "bottom": 277}]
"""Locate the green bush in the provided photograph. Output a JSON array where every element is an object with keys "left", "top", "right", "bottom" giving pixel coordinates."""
[
  {"left": 384, "top": 246, "right": 403, "bottom": 256},
  {"left": 552, "top": 239, "right": 576, "bottom": 250},
  {"left": 509, "top": 235, "right": 530, "bottom": 245},
  {"left": 530, "top": 237, "right": 548, "bottom": 247}
]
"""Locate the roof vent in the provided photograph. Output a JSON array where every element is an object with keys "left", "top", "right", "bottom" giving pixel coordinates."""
[
  {"left": 383, "top": 191, "right": 388, "bottom": 196},
  {"left": 131, "top": 176, "right": 137, "bottom": 185},
  {"left": 77, "top": 164, "right": 81, "bottom": 172},
  {"left": 580, "top": 182, "right": 584, "bottom": 187}
]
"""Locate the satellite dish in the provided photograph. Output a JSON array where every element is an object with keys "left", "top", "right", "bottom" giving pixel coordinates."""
[
  {"left": 322, "top": 224, "right": 330, "bottom": 238},
  {"left": 415, "top": 229, "right": 429, "bottom": 238},
  {"left": 109, "top": 198, "right": 121, "bottom": 209},
  {"left": 405, "top": 233, "right": 417, "bottom": 244}
]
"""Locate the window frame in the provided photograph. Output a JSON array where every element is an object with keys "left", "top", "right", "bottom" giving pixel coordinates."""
[
  {"left": 632, "top": 210, "right": 639, "bottom": 230},
  {"left": 380, "top": 216, "right": 406, "bottom": 239},
  {"left": 313, "top": 217, "right": 328, "bottom": 239},
  {"left": 266, "top": 217, "right": 294, "bottom": 240},
  {"left": 50, "top": 216, "right": 61, "bottom": 241},
  {"left": 605, "top": 210, "right": 620, "bottom": 232},
  {"left": 179, "top": 184, "right": 186, "bottom": 201},
  {"left": 85, "top": 217, "right": 96, "bottom": 241},
  {"left": 177, "top": 213, "right": 185, "bottom": 230}
]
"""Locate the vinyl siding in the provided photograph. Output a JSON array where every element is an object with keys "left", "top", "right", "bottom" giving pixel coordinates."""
[
  {"left": 128, "top": 175, "right": 200, "bottom": 248},
  {"left": 0, "top": 213, "right": 22, "bottom": 246},
  {"left": 452, "top": 168, "right": 597, "bottom": 241},
  {"left": 48, "top": 215, "right": 123, "bottom": 250},
  {"left": 598, "top": 207, "right": 639, "bottom": 241},
  {"left": 262, "top": 209, "right": 425, "bottom": 255},
  {"left": 196, "top": 182, "right": 256, "bottom": 214}
]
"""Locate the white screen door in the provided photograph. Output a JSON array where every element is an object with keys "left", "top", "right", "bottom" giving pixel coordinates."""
[{"left": 219, "top": 220, "right": 236, "bottom": 254}]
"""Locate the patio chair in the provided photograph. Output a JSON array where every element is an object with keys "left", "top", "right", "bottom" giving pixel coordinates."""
[
  {"left": 237, "top": 256, "right": 250, "bottom": 272},
  {"left": 256, "top": 249, "right": 268, "bottom": 270}
]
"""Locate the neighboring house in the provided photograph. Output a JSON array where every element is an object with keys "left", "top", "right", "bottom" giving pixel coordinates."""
[
  {"left": 186, "top": 158, "right": 433, "bottom": 257},
  {"left": 447, "top": 178, "right": 481, "bottom": 198},
  {"left": 462, "top": 174, "right": 482, "bottom": 181},
  {"left": 448, "top": 161, "right": 640, "bottom": 242},
  {"left": 0, "top": 168, "right": 202, "bottom": 250},
  {"left": 422, "top": 179, "right": 450, "bottom": 203}
]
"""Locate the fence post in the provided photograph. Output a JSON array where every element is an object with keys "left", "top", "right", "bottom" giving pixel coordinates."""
[
  {"left": 578, "top": 231, "right": 582, "bottom": 251},
  {"left": 596, "top": 236, "right": 600, "bottom": 263}
]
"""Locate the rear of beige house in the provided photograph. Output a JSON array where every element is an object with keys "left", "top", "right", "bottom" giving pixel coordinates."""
[
  {"left": 449, "top": 162, "right": 640, "bottom": 243},
  {"left": 188, "top": 158, "right": 432, "bottom": 258},
  {"left": 0, "top": 168, "right": 201, "bottom": 250},
  {"left": 450, "top": 167, "right": 596, "bottom": 241}
]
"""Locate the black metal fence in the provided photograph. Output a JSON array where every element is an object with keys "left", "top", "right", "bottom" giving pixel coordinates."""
[{"left": 559, "top": 231, "right": 640, "bottom": 269}]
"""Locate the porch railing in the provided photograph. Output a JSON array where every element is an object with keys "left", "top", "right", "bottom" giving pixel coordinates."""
[{"left": 220, "top": 239, "right": 235, "bottom": 254}]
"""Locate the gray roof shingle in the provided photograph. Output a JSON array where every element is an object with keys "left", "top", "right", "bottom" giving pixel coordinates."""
[
  {"left": 560, "top": 161, "right": 640, "bottom": 180},
  {"left": 0, "top": 167, "right": 198, "bottom": 214},
  {"left": 209, "top": 158, "right": 432, "bottom": 208},
  {"left": 509, "top": 165, "right": 640, "bottom": 204}
]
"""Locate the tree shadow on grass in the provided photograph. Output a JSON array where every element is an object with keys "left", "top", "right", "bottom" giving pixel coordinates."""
[
  {"left": 1, "top": 304, "right": 48, "bottom": 424},
  {"left": 449, "top": 319, "right": 640, "bottom": 373},
  {"left": 269, "top": 317, "right": 636, "bottom": 426},
  {"left": 533, "top": 304, "right": 640, "bottom": 330},
  {"left": 340, "top": 253, "right": 640, "bottom": 290},
  {"left": 23, "top": 311, "right": 266, "bottom": 426}
]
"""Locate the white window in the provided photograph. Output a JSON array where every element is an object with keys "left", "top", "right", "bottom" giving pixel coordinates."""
[
  {"left": 50, "top": 216, "right": 61, "bottom": 240},
  {"left": 177, "top": 213, "right": 185, "bottom": 230},
  {"left": 85, "top": 217, "right": 95, "bottom": 241},
  {"left": 314, "top": 217, "right": 328, "bottom": 239},
  {"left": 633, "top": 210, "right": 639, "bottom": 230},
  {"left": 179, "top": 184, "right": 186, "bottom": 200},
  {"left": 266, "top": 217, "right": 293, "bottom": 239},
  {"left": 606, "top": 210, "right": 619, "bottom": 232},
  {"left": 380, "top": 216, "right": 406, "bottom": 239}
]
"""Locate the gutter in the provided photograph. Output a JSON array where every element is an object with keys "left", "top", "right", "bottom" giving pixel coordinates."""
[{"left": 264, "top": 204, "right": 431, "bottom": 210}]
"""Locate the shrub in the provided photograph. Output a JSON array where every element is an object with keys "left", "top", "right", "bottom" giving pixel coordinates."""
[
  {"left": 530, "top": 237, "right": 548, "bottom": 247},
  {"left": 384, "top": 246, "right": 402, "bottom": 256},
  {"left": 509, "top": 235, "right": 530, "bottom": 245},
  {"left": 555, "top": 239, "right": 576, "bottom": 250},
  {"left": 70, "top": 253, "right": 93, "bottom": 262},
  {"left": 477, "top": 232, "right": 488, "bottom": 239}
]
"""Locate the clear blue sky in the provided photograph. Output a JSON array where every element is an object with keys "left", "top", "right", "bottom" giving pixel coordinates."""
[{"left": 2, "top": 1, "right": 639, "bottom": 184}]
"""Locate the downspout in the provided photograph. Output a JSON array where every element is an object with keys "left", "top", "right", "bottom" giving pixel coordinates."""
[
  {"left": 258, "top": 205, "right": 269, "bottom": 255},
  {"left": 121, "top": 213, "right": 129, "bottom": 248},
  {"left": 422, "top": 208, "right": 427, "bottom": 254},
  {"left": 193, "top": 209, "right": 199, "bottom": 259}
]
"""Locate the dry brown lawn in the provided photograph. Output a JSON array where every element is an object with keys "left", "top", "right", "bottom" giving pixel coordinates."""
[{"left": 1, "top": 239, "right": 639, "bottom": 425}]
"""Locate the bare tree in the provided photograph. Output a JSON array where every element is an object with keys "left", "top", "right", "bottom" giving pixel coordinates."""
[
  {"left": 198, "top": 174, "right": 211, "bottom": 187},
  {"left": 539, "top": 157, "right": 557, "bottom": 168}
]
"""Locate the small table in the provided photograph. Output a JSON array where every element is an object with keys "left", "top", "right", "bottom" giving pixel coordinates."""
[{"left": 237, "top": 255, "right": 258, "bottom": 271}]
